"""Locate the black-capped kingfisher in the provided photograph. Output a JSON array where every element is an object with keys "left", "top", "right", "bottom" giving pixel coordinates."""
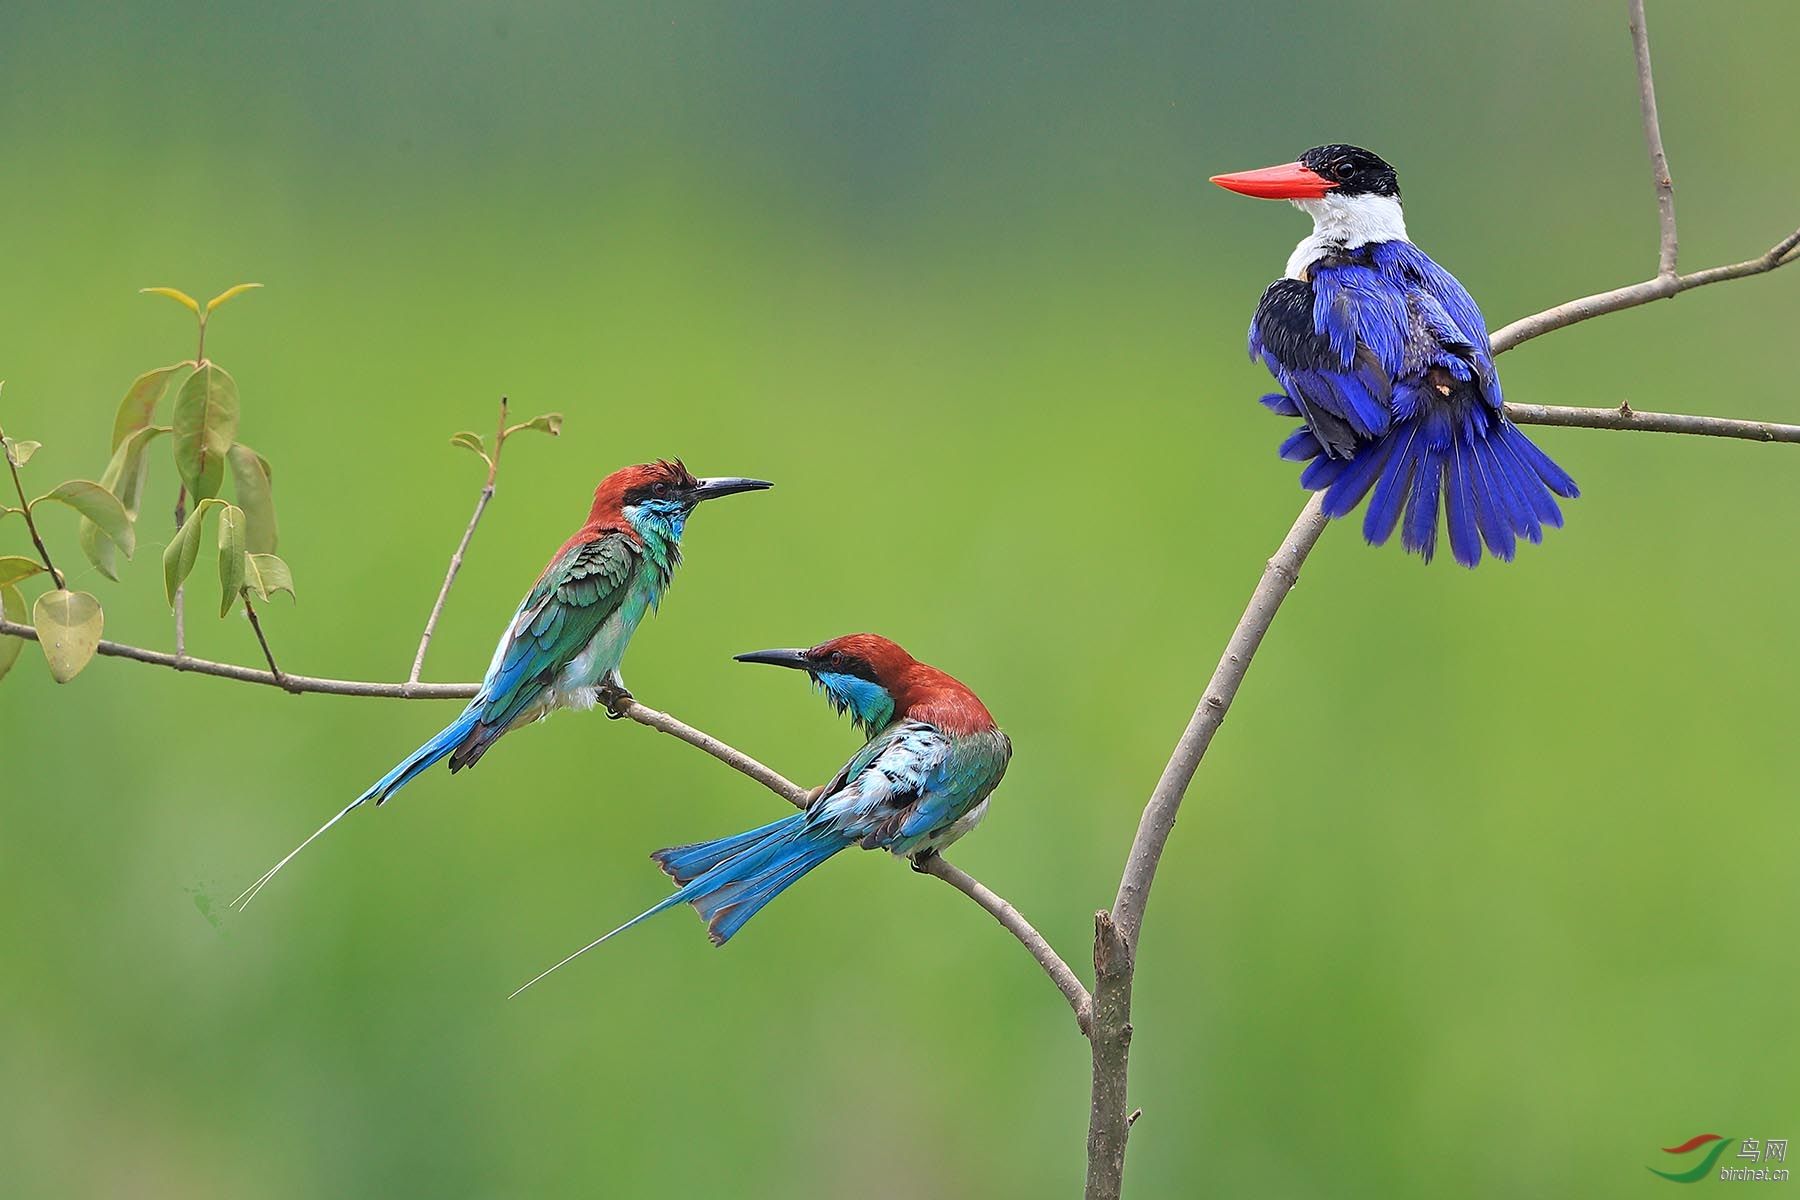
[{"left": 1213, "top": 144, "right": 1579, "bottom": 567}]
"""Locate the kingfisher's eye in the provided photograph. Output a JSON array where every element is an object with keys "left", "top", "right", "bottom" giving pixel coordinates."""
[
  {"left": 651, "top": 481, "right": 668, "bottom": 498},
  {"left": 1330, "top": 162, "right": 1349, "bottom": 180},
  {"left": 828, "top": 651, "right": 844, "bottom": 668}
]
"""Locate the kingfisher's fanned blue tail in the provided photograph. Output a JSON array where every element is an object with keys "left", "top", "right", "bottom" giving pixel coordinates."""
[
  {"left": 1278, "top": 401, "right": 1579, "bottom": 568},
  {"left": 231, "top": 705, "right": 484, "bottom": 909},
  {"left": 508, "top": 813, "right": 847, "bottom": 998}
]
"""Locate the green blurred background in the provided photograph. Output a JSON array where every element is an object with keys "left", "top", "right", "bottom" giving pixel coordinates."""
[{"left": 3, "top": 2, "right": 1797, "bottom": 1195}]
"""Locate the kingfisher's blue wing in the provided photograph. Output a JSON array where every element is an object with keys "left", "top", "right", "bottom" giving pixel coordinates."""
[{"left": 1250, "top": 274, "right": 1395, "bottom": 458}]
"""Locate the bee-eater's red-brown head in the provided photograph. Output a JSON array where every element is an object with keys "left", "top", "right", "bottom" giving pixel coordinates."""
[
  {"left": 734, "top": 633, "right": 998, "bottom": 734},
  {"left": 585, "top": 460, "right": 772, "bottom": 524}
]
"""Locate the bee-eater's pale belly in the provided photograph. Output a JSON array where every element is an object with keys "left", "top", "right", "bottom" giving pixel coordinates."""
[{"left": 547, "top": 584, "right": 657, "bottom": 713}]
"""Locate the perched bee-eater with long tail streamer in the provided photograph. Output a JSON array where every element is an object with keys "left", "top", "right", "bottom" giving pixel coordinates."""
[
  {"left": 1212, "top": 143, "right": 1579, "bottom": 567},
  {"left": 511, "top": 634, "right": 1010, "bottom": 995},
  {"left": 234, "top": 460, "right": 772, "bottom": 907}
]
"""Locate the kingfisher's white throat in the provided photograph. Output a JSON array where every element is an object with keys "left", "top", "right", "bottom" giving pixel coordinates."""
[{"left": 1285, "top": 192, "right": 1409, "bottom": 280}]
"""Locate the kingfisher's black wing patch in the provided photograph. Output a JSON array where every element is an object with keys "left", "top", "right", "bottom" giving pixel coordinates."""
[{"left": 1249, "top": 277, "right": 1393, "bottom": 460}]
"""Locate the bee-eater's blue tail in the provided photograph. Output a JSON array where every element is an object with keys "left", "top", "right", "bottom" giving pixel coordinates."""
[
  {"left": 1290, "top": 408, "right": 1578, "bottom": 568},
  {"left": 509, "top": 814, "right": 846, "bottom": 998},
  {"left": 231, "top": 705, "right": 483, "bottom": 910}
]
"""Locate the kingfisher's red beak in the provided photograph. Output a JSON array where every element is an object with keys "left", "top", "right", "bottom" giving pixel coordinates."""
[{"left": 1210, "top": 161, "right": 1337, "bottom": 200}]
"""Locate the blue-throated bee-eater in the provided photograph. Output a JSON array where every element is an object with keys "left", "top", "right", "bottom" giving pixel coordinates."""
[
  {"left": 234, "top": 460, "right": 771, "bottom": 907},
  {"left": 511, "top": 634, "right": 1011, "bottom": 995}
]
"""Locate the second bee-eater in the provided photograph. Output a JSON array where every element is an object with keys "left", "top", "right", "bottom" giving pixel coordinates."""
[
  {"left": 234, "top": 460, "right": 771, "bottom": 907},
  {"left": 511, "top": 634, "right": 1011, "bottom": 995}
]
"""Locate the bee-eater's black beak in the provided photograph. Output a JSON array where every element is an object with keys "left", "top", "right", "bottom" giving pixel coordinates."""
[
  {"left": 689, "top": 476, "right": 773, "bottom": 502},
  {"left": 733, "top": 647, "right": 811, "bottom": 671}
]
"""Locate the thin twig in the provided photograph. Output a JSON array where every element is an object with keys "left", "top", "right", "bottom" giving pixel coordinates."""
[
  {"left": 616, "top": 698, "right": 812, "bottom": 808},
  {"left": 6, "top": 451, "right": 65, "bottom": 590},
  {"left": 410, "top": 397, "right": 509, "bottom": 683},
  {"left": 242, "top": 597, "right": 291, "bottom": 690},
  {"left": 173, "top": 486, "right": 187, "bottom": 658},
  {"left": 1629, "top": 0, "right": 1678, "bottom": 277},
  {"left": 1490, "top": 226, "right": 1800, "bottom": 354},
  {"left": 0, "top": 618, "right": 476, "bottom": 698},
  {"left": 919, "top": 854, "right": 1093, "bottom": 1032},
  {"left": 1510, "top": 402, "right": 1800, "bottom": 442}
]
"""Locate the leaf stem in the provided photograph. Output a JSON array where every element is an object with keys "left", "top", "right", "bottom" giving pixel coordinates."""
[{"left": 6, "top": 450, "right": 65, "bottom": 589}]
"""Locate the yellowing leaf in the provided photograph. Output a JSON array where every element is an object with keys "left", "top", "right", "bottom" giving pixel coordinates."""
[
  {"left": 37, "top": 479, "right": 134, "bottom": 560},
  {"left": 504, "top": 412, "right": 564, "bottom": 439},
  {"left": 0, "top": 583, "right": 25, "bottom": 683},
  {"left": 140, "top": 286, "right": 201, "bottom": 315},
  {"left": 218, "top": 503, "right": 246, "bottom": 616},
  {"left": 243, "top": 553, "right": 296, "bottom": 603},
  {"left": 171, "top": 363, "right": 240, "bottom": 503},
  {"left": 111, "top": 364, "right": 190, "bottom": 450},
  {"left": 4, "top": 438, "right": 42, "bottom": 468},
  {"left": 32, "top": 588, "right": 103, "bottom": 683},
  {"left": 0, "top": 556, "right": 44, "bottom": 587},
  {"left": 82, "top": 426, "right": 167, "bottom": 581},
  {"left": 205, "top": 282, "right": 263, "bottom": 313},
  {"left": 227, "top": 443, "right": 278, "bottom": 553},
  {"left": 162, "top": 497, "right": 227, "bottom": 605}
]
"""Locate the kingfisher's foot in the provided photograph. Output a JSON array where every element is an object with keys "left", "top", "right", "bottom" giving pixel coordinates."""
[
  {"left": 597, "top": 683, "right": 635, "bottom": 720},
  {"left": 908, "top": 849, "right": 940, "bottom": 874}
]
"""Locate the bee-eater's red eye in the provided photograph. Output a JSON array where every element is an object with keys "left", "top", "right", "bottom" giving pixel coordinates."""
[
  {"left": 651, "top": 482, "right": 667, "bottom": 497},
  {"left": 828, "top": 651, "right": 843, "bottom": 668}
]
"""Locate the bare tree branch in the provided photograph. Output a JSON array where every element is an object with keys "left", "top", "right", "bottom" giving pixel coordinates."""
[
  {"left": 0, "top": 618, "right": 477, "bottom": 698},
  {"left": 410, "top": 397, "right": 508, "bottom": 684},
  {"left": 1112, "top": 494, "right": 1331, "bottom": 946},
  {"left": 1510, "top": 402, "right": 1800, "bottom": 443},
  {"left": 615, "top": 698, "right": 811, "bottom": 808},
  {"left": 1629, "top": 0, "right": 1678, "bottom": 276},
  {"left": 1489, "top": 226, "right": 1800, "bottom": 354},
  {"left": 919, "top": 854, "right": 1093, "bottom": 1031}
]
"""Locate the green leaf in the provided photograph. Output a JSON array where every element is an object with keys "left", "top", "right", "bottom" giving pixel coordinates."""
[
  {"left": 111, "top": 364, "right": 190, "bottom": 450},
  {"left": 205, "top": 282, "right": 263, "bottom": 313},
  {"left": 0, "top": 556, "right": 44, "bottom": 587},
  {"left": 171, "top": 362, "right": 239, "bottom": 503},
  {"left": 81, "top": 426, "right": 167, "bottom": 581},
  {"left": 503, "top": 412, "right": 564, "bottom": 439},
  {"left": 36, "top": 480, "right": 134, "bottom": 561},
  {"left": 0, "top": 583, "right": 25, "bottom": 682},
  {"left": 243, "top": 552, "right": 296, "bottom": 603},
  {"left": 227, "top": 443, "right": 278, "bottom": 553},
  {"left": 162, "top": 497, "right": 227, "bottom": 605},
  {"left": 4, "top": 438, "right": 42, "bottom": 468},
  {"left": 450, "top": 431, "right": 488, "bottom": 458},
  {"left": 32, "top": 588, "right": 103, "bottom": 683},
  {"left": 218, "top": 503, "right": 246, "bottom": 616},
  {"left": 140, "top": 286, "right": 201, "bottom": 314}
]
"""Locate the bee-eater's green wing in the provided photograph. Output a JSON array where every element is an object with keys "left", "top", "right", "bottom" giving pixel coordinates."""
[{"left": 454, "top": 532, "right": 641, "bottom": 764}]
